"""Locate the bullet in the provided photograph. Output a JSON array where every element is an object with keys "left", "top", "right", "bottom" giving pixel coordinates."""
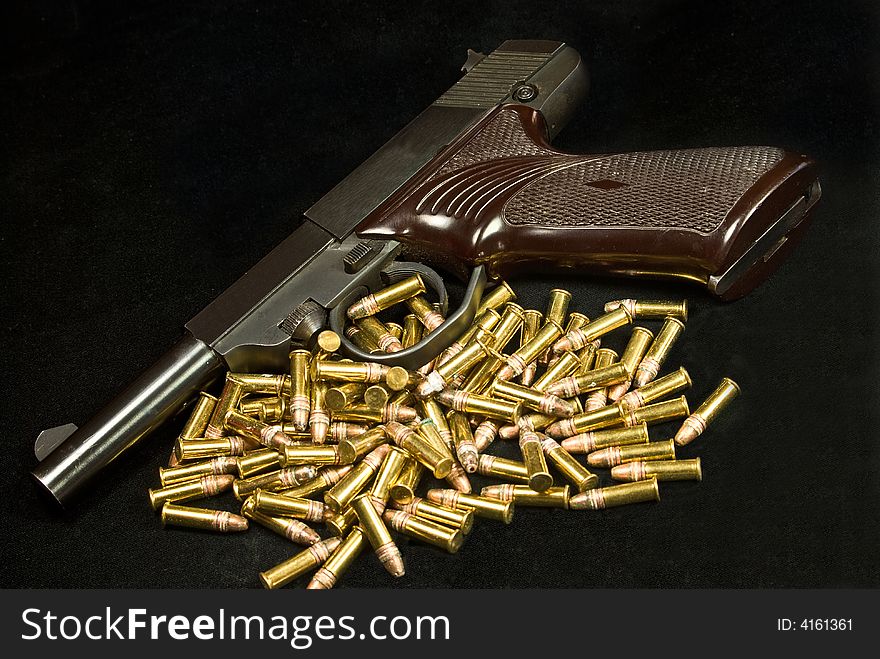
[
  {"left": 585, "top": 348, "right": 619, "bottom": 411},
  {"left": 517, "top": 416, "right": 554, "bottom": 492},
  {"left": 259, "top": 537, "right": 342, "bottom": 590},
  {"left": 460, "top": 351, "right": 505, "bottom": 394},
  {"left": 570, "top": 478, "right": 660, "bottom": 510},
  {"left": 180, "top": 392, "right": 218, "bottom": 440},
  {"left": 205, "top": 376, "right": 244, "bottom": 438},
  {"left": 605, "top": 299, "right": 688, "bottom": 321},
  {"left": 622, "top": 396, "right": 689, "bottom": 428},
  {"left": 448, "top": 410, "right": 478, "bottom": 473},
  {"left": 618, "top": 367, "right": 693, "bottom": 412},
  {"left": 313, "top": 360, "right": 390, "bottom": 384},
  {"left": 497, "top": 320, "right": 562, "bottom": 380},
  {"left": 406, "top": 294, "right": 445, "bottom": 332},
  {"left": 587, "top": 439, "right": 677, "bottom": 467},
  {"left": 675, "top": 378, "right": 740, "bottom": 446},
  {"left": 491, "top": 303, "right": 525, "bottom": 350},
  {"left": 351, "top": 494, "right": 405, "bottom": 578},
  {"left": 473, "top": 419, "right": 500, "bottom": 452},
  {"left": 383, "top": 510, "right": 464, "bottom": 553},
  {"left": 519, "top": 309, "right": 543, "bottom": 386},
  {"left": 324, "top": 382, "right": 367, "bottom": 411},
  {"left": 492, "top": 379, "right": 575, "bottom": 417},
  {"left": 434, "top": 389, "right": 523, "bottom": 424},
  {"left": 561, "top": 423, "right": 650, "bottom": 454},
  {"left": 544, "top": 363, "right": 630, "bottom": 398},
  {"left": 393, "top": 496, "right": 475, "bottom": 534},
  {"left": 401, "top": 314, "right": 423, "bottom": 349},
  {"left": 575, "top": 342, "right": 599, "bottom": 372},
  {"left": 333, "top": 403, "right": 418, "bottom": 424},
  {"left": 540, "top": 436, "right": 600, "bottom": 491},
  {"left": 288, "top": 349, "right": 311, "bottom": 431},
  {"left": 418, "top": 339, "right": 492, "bottom": 397},
  {"left": 160, "top": 503, "right": 249, "bottom": 533},
  {"left": 476, "top": 280, "right": 517, "bottom": 315},
  {"left": 279, "top": 465, "right": 353, "bottom": 499},
  {"left": 175, "top": 436, "right": 257, "bottom": 462},
  {"left": 356, "top": 316, "right": 404, "bottom": 353},
  {"left": 612, "top": 458, "right": 702, "bottom": 482},
  {"left": 532, "top": 351, "right": 581, "bottom": 392},
  {"left": 241, "top": 497, "right": 321, "bottom": 545},
  {"left": 426, "top": 489, "right": 514, "bottom": 524},
  {"left": 389, "top": 458, "right": 423, "bottom": 505},
  {"left": 634, "top": 317, "right": 685, "bottom": 387},
  {"left": 347, "top": 274, "right": 426, "bottom": 319},
  {"left": 545, "top": 288, "right": 572, "bottom": 327},
  {"left": 436, "top": 309, "right": 501, "bottom": 366},
  {"left": 308, "top": 382, "right": 330, "bottom": 444},
  {"left": 551, "top": 307, "right": 631, "bottom": 355},
  {"left": 233, "top": 464, "right": 319, "bottom": 499},
  {"left": 238, "top": 396, "right": 286, "bottom": 423},
  {"left": 415, "top": 418, "right": 454, "bottom": 461},
  {"left": 159, "top": 456, "right": 239, "bottom": 486},
  {"left": 607, "top": 326, "right": 655, "bottom": 401},
  {"left": 231, "top": 374, "right": 289, "bottom": 397},
  {"left": 253, "top": 490, "right": 326, "bottom": 522},
  {"left": 385, "top": 366, "right": 414, "bottom": 392},
  {"left": 477, "top": 454, "right": 529, "bottom": 484},
  {"left": 481, "top": 484, "right": 570, "bottom": 509},
  {"left": 307, "top": 527, "right": 367, "bottom": 589},
  {"left": 419, "top": 399, "right": 455, "bottom": 447},
  {"left": 281, "top": 444, "right": 344, "bottom": 467},
  {"left": 363, "top": 384, "right": 391, "bottom": 409},
  {"left": 224, "top": 409, "right": 297, "bottom": 450},
  {"left": 344, "top": 324, "right": 379, "bottom": 352},
  {"left": 324, "top": 445, "right": 390, "bottom": 512},
  {"left": 444, "top": 460, "right": 473, "bottom": 494},
  {"left": 149, "top": 474, "right": 235, "bottom": 510},
  {"left": 329, "top": 420, "right": 368, "bottom": 443},
  {"left": 324, "top": 506, "right": 358, "bottom": 537},
  {"left": 384, "top": 421, "right": 452, "bottom": 478},
  {"left": 545, "top": 403, "right": 623, "bottom": 439},
  {"left": 368, "top": 445, "right": 410, "bottom": 513}
]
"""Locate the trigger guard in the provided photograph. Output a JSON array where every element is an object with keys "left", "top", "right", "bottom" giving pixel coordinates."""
[
  {"left": 329, "top": 265, "right": 487, "bottom": 370},
  {"left": 381, "top": 261, "right": 449, "bottom": 315}
]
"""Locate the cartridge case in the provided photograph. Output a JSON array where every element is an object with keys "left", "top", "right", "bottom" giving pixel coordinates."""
[
  {"left": 281, "top": 444, "right": 344, "bottom": 467},
  {"left": 569, "top": 478, "right": 660, "bottom": 510},
  {"left": 612, "top": 458, "right": 702, "bottom": 482},
  {"left": 604, "top": 298, "right": 688, "bottom": 321},
  {"left": 394, "top": 496, "right": 474, "bottom": 534},
  {"left": 533, "top": 351, "right": 581, "bottom": 392},
  {"left": 308, "top": 382, "right": 330, "bottom": 444},
  {"left": 618, "top": 367, "right": 692, "bottom": 412},
  {"left": 241, "top": 497, "right": 321, "bottom": 545},
  {"left": 351, "top": 494, "right": 405, "bottom": 578},
  {"left": 253, "top": 490, "right": 326, "bottom": 522},
  {"left": 324, "top": 382, "right": 366, "bottom": 411},
  {"left": 279, "top": 465, "right": 353, "bottom": 499},
  {"left": 314, "top": 329, "right": 342, "bottom": 357},
  {"left": 406, "top": 294, "right": 445, "bottom": 331},
  {"left": 564, "top": 312, "right": 591, "bottom": 335},
  {"left": 434, "top": 389, "right": 522, "bottom": 424},
  {"left": 401, "top": 314, "right": 422, "bottom": 348},
  {"left": 382, "top": 366, "right": 412, "bottom": 392},
  {"left": 491, "top": 302, "right": 525, "bottom": 351},
  {"left": 329, "top": 420, "right": 367, "bottom": 443},
  {"left": 418, "top": 339, "right": 491, "bottom": 397},
  {"left": 551, "top": 307, "right": 631, "bottom": 355},
  {"left": 544, "top": 363, "right": 630, "bottom": 398},
  {"left": 160, "top": 503, "right": 248, "bottom": 532},
  {"left": 347, "top": 274, "right": 426, "bottom": 319},
  {"left": 675, "top": 378, "right": 740, "bottom": 446},
  {"left": 205, "top": 376, "right": 244, "bottom": 438},
  {"left": 448, "top": 410, "right": 478, "bottom": 473},
  {"left": 224, "top": 409, "right": 296, "bottom": 450},
  {"left": 363, "top": 384, "right": 391, "bottom": 409},
  {"left": 159, "top": 456, "right": 238, "bottom": 487},
  {"left": 545, "top": 288, "right": 572, "bottom": 327},
  {"left": 180, "top": 392, "right": 217, "bottom": 440},
  {"left": 481, "top": 484, "right": 570, "bottom": 509},
  {"left": 587, "top": 439, "right": 677, "bottom": 468},
  {"left": 259, "top": 537, "right": 342, "bottom": 590},
  {"left": 233, "top": 464, "right": 319, "bottom": 500},
  {"left": 149, "top": 474, "right": 235, "bottom": 510},
  {"left": 476, "top": 280, "right": 516, "bottom": 315},
  {"left": 313, "top": 360, "right": 389, "bottom": 384},
  {"left": 356, "top": 316, "right": 404, "bottom": 353},
  {"left": 288, "top": 349, "right": 311, "bottom": 431},
  {"left": 634, "top": 317, "right": 685, "bottom": 387},
  {"left": 540, "top": 436, "right": 600, "bottom": 492},
  {"left": 231, "top": 374, "right": 289, "bottom": 397},
  {"left": 460, "top": 352, "right": 505, "bottom": 394},
  {"left": 497, "top": 320, "right": 562, "bottom": 380},
  {"left": 383, "top": 510, "right": 464, "bottom": 553},
  {"left": 238, "top": 396, "right": 286, "bottom": 423},
  {"left": 473, "top": 419, "right": 500, "bottom": 452},
  {"left": 385, "top": 421, "right": 452, "bottom": 478},
  {"left": 332, "top": 403, "right": 417, "bottom": 424},
  {"left": 175, "top": 436, "right": 256, "bottom": 462},
  {"left": 368, "top": 445, "right": 410, "bottom": 512},
  {"left": 585, "top": 348, "right": 618, "bottom": 411},
  {"left": 545, "top": 404, "right": 624, "bottom": 439},
  {"left": 324, "top": 506, "right": 358, "bottom": 537},
  {"left": 419, "top": 399, "right": 455, "bottom": 446},
  {"left": 336, "top": 426, "right": 388, "bottom": 464},
  {"left": 607, "top": 326, "right": 655, "bottom": 401},
  {"left": 492, "top": 378, "right": 575, "bottom": 417},
  {"left": 561, "top": 423, "right": 650, "bottom": 454},
  {"left": 477, "top": 454, "right": 530, "bottom": 484},
  {"left": 518, "top": 418, "right": 553, "bottom": 492},
  {"left": 519, "top": 309, "right": 543, "bottom": 386},
  {"left": 344, "top": 324, "right": 379, "bottom": 352},
  {"left": 307, "top": 527, "right": 367, "bottom": 589},
  {"left": 324, "top": 444, "right": 390, "bottom": 512},
  {"left": 389, "top": 458, "right": 423, "bottom": 504},
  {"left": 622, "top": 396, "right": 689, "bottom": 428},
  {"left": 426, "top": 489, "right": 514, "bottom": 524}
]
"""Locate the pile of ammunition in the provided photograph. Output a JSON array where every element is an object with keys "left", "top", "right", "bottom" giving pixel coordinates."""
[{"left": 147, "top": 275, "right": 740, "bottom": 589}]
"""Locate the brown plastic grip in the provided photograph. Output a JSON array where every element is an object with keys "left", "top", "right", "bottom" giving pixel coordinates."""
[{"left": 356, "top": 104, "right": 820, "bottom": 299}]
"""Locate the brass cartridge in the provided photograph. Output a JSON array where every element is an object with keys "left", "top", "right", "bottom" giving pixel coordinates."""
[
  {"left": 551, "top": 307, "right": 632, "bottom": 355},
  {"left": 607, "top": 326, "right": 655, "bottom": 401},
  {"left": 175, "top": 436, "right": 256, "bottom": 462},
  {"left": 561, "top": 423, "right": 650, "bottom": 454},
  {"left": 329, "top": 420, "right": 368, "bottom": 443},
  {"left": 448, "top": 410, "right": 478, "bottom": 473},
  {"left": 612, "top": 458, "right": 702, "bottom": 482},
  {"left": 634, "top": 317, "right": 685, "bottom": 387},
  {"left": 477, "top": 454, "right": 530, "bottom": 484},
  {"left": 344, "top": 324, "right": 379, "bottom": 352},
  {"left": 333, "top": 403, "right": 417, "bottom": 424},
  {"left": 426, "top": 489, "right": 514, "bottom": 524},
  {"left": 619, "top": 367, "right": 692, "bottom": 412},
  {"left": 368, "top": 445, "right": 410, "bottom": 512},
  {"left": 259, "top": 537, "right": 342, "bottom": 590},
  {"left": 473, "top": 419, "right": 500, "bottom": 452},
  {"left": 434, "top": 389, "right": 522, "bottom": 424},
  {"left": 337, "top": 426, "right": 389, "bottom": 464},
  {"left": 325, "top": 383, "right": 367, "bottom": 411},
  {"left": 460, "top": 351, "right": 505, "bottom": 394},
  {"left": 281, "top": 444, "right": 344, "bottom": 467},
  {"left": 351, "top": 494, "right": 405, "bottom": 578},
  {"left": 324, "top": 506, "right": 358, "bottom": 537},
  {"left": 363, "top": 384, "right": 391, "bottom": 409},
  {"left": 481, "top": 484, "right": 570, "bottom": 509},
  {"left": 545, "top": 403, "right": 624, "bottom": 439},
  {"left": 238, "top": 396, "right": 286, "bottom": 423},
  {"left": 545, "top": 288, "right": 572, "bottom": 327},
  {"left": 307, "top": 527, "right": 367, "bottom": 590},
  {"left": 401, "top": 314, "right": 422, "bottom": 349},
  {"left": 148, "top": 474, "right": 234, "bottom": 510},
  {"left": 233, "top": 464, "right": 318, "bottom": 500},
  {"left": 518, "top": 417, "right": 553, "bottom": 492},
  {"left": 584, "top": 348, "right": 619, "bottom": 411},
  {"left": 279, "top": 465, "right": 353, "bottom": 499},
  {"left": 544, "top": 363, "right": 630, "bottom": 398},
  {"left": 622, "top": 396, "right": 689, "bottom": 427},
  {"left": 533, "top": 351, "right": 581, "bottom": 392},
  {"left": 288, "top": 349, "right": 311, "bottom": 431},
  {"left": 205, "top": 376, "right": 244, "bottom": 438},
  {"left": 230, "top": 374, "right": 288, "bottom": 397},
  {"left": 491, "top": 303, "right": 525, "bottom": 351},
  {"left": 241, "top": 497, "right": 321, "bottom": 545},
  {"left": 605, "top": 299, "right": 688, "bottom": 321},
  {"left": 309, "top": 382, "right": 330, "bottom": 444},
  {"left": 418, "top": 339, "right": 492, "bottom": 397},
  {"left": 492, "top": 378, "right": 575, "bottom": 417},
  {"left": 253, "top": 490, "right": 326, "bottom": 522},
  {"left": 497, "top": 320, "right": 562, "bottom": 381},
  {"left": 389, "top": 458, "right": 423, "bottom": 505},
  {"left": 224, "top": 409, "right": 296, "bottom": 450},
  {"left": 394, "top": 496, "right": 474, "bottom": 534},
  {"left": 540, "top": 436, "right": 600, "bottom": 492},
  {"left": 419, "top": 399, "right": 455, "bottom": 446},
  {"left": 587, "top": 439, "right": 677, "bottom": 468},
  {"left": 383, "top": 510, "right": 464, "bottom": 554},
  {"left": 347, "top": 274, "right": 426, "bottom": 319},
  {"left": 356, "top": 316, "right": 404, "bottom": 353},
  {"left": 385, "top": 366, "right": 415, "bottom": 392},
  {"left": 405, "top": 294, "right": 445, "bottom": 332},
  {"left": 675, "top": 378, "right": 740, "bottom": 446},
  {"left": 313, "top": 360, "right": 389, "bottom": 384},
  {"left": 324, "top": 445, "right": 390, "bottom": 512},
  {"left": 384, "top": 421, "right": 452, "bottom": 479},
  {"left": 180, "top": 392, "right": 217, "bottom": 439},
  {"left": 476, "top": 280, "right": 517, "bottom": 315},
  {"left": 159, "top": 456, "right": 238, "bottom": 487},
  {"left": 160, "top": 503, "right": 248, "bottom": 532},
  {"left": 569, "top": 478, "right": 660, "bottom": 510},
  {"left": 519, "top": 309, "right": 543, "bottom": 385},
  {"left": 313, "top": 330, "right": 342, "bottom": 360}
]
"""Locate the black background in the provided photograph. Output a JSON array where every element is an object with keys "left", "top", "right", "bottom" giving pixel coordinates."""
[{"left": 2, "top": 0, "right": 878, "bottom": 588}]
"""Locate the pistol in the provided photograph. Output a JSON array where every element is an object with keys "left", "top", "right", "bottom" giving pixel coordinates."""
[{"left": 32, "top": 40, "right": 820, "bottom": 505}]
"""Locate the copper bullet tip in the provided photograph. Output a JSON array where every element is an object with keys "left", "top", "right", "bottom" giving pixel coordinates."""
[
  {"left": 496, "top": 365, "right": 515, "bottom": 381},
  {"left": 586, "top": 448, "right": 614, "bottom": 468},
  {"left": 376, "top": 542, "right": 406, "bottom": 578},
  {"left": 675, "top": 415, "right": 705, "bottom": 446},
  {"left": 306, "top": 568, "right": 336, "bottom": 590}
]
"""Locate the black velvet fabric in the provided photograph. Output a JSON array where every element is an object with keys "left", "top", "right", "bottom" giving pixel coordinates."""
[{"left": 2, "top": 0, "right": 878, "bottom": 588}]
